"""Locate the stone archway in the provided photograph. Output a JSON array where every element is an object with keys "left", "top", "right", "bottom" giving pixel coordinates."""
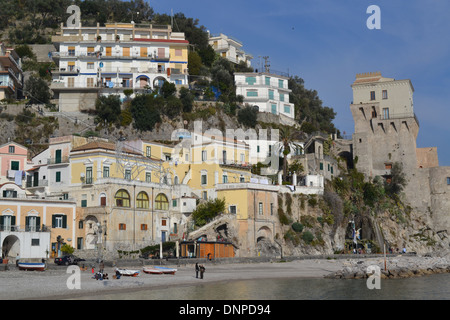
[
  {"left": 256, "top": 226, "right": 279, "bottom": 257},
  {"left": 2, "top": 235, "right": 19, "bottom": 260},
  {"left": 84, "top": 215, "right": 99, "bottom": 250}
]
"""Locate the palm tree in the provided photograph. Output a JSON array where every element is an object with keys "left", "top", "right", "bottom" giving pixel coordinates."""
[{"left": 276, "top": 126, "right": 304, "bottom": 183}]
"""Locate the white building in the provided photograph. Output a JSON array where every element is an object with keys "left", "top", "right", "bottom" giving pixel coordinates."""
[
  {"left": 235, "top": 72, "right": 295, "bottom": 120},
  {"left": 50, "top": 22, "right": 189, "bottom": 112},
  {"left": 209, "top": 33, "right": 252, "bottom": 67}
]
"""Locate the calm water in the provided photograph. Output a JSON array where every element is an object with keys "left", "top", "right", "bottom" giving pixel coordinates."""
[{"left": 79, "top": 273, "right": 450, "bottom": 300}]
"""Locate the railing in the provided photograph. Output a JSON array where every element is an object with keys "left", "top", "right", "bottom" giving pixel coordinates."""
[
  {"left": 26, "top": 179, "right": 48, "bottom": 188},
  {"left": 51, "top": 51, "right": 171, "bottom": 61},
  {"left": 47, "top": 157, "right": 69, "bottom": 165},
  {"left": 0, "top": 224, "right": 50, "bottom": 232},
  {"left": 378, "top": 112, "right": 419, "bottom": 127}
]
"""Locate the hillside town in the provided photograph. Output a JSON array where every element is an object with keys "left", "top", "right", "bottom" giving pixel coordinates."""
[{"left": 0, "top": 3, "right": 449, "bottom": 281}]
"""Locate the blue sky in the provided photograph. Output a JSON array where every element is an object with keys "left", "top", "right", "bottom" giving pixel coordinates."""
[{"left": 151, "top": 0, "right": 450, "bottom": 166}]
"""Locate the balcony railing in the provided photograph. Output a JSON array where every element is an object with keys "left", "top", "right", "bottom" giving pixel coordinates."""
[
  {"left": 47, "top": 156, "right": 69, "bottom": 165},
  {"left": 26, "top": 179, "right": 48, "bottom": 188},
  {"left": 0, "top": 224, "right": 50, "bottom": 232}
]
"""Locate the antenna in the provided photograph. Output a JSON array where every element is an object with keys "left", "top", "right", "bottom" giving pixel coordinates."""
[
  {"left": 263, "top": 56, "right": 270, "bottom": 73},
  {"left": 171, "top": 9, "right": 173, "bottom": 28}
]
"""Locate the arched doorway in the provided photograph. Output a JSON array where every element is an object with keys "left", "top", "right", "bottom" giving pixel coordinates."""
[
  {"left": 256, "top": 226, "right": 278, "bottom": 257},
  {"left": 84, "top": 215, "right": 99, "bottom": 250},
  {"left": 2, "top": 235, "right": 19, "bottom": 260}
]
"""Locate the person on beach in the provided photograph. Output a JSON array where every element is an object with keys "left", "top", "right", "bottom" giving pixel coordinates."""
[
  {"left": 195, "top": 263, "right": 199, "bottom": 278},
  {"left": 199, "top": 265, "right": 205, "bottom": 279}
]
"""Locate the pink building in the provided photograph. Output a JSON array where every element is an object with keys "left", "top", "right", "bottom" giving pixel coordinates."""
[{"left": 0, "top": 142, "right": 28, "bottom": 186}]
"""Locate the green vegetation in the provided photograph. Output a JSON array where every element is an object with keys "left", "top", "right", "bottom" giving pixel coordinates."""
[{"left": 191, "top": 198, "right": 226, "bottom": 228}]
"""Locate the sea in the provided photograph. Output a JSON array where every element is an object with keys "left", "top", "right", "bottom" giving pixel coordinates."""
[{"left": 75, "top": 273, "right": 450, "bottom": 300}]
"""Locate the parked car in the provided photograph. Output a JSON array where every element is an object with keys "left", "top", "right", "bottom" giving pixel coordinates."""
[{"left": 54, "top": 255, "right": 85, "bottom": 266}]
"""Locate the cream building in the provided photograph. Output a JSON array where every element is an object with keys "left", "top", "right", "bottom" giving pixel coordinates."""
[
  {"left": 50, "top": 22, "right": 189, "bottom": 111},
  {"left": 209, "top": 33, "right": 253, "bottom": 67}
]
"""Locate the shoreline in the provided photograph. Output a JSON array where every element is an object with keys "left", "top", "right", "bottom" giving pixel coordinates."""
[{"left": 1, "top": 253, "right": 449, "bottom": 300}]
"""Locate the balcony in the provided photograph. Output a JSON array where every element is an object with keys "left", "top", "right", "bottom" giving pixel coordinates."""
[
  {"left": 0, "top": 224, "right": 50, "bottom": 232},
  {"left": 26, "top": 179, "right": 48, "bottom": 188},
  {"left": 47, "top": 156, "right": 69, "bottom": 165}
]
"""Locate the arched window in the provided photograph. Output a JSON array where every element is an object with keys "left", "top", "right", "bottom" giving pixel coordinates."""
[
  {"left": 174, "top": 176, "right": 179, "bottom": 185},
  {"left": 155, "top": 193, "right": 169, "bottom": 210},
  {"left": 136, "top": 191, "right": 149, "bottom": 209},
  {"left": 115, "top": 189, "right": 130, "bottom": 207}
]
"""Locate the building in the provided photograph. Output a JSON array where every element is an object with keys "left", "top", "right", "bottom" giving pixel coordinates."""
[
  {"left": 209, "top": 33, "right": 252, "bottom": 67},
  {"left": 0, "top": 43, "right": 23, "bottom": 101},
  {"left": 50, "top": 22, "right": 189, "bottom": 112},
  {"left": 235, "top": 72, "right": 295, "bottom": 121},
  {"left": 0, "top": 183, "right": 77, "bottom": 260},
  {"left": 349, "top": 72, "right": 450, "bottom": 239},
  {"left": 0, "top": 142, "right": 28, "bottom": 187}
]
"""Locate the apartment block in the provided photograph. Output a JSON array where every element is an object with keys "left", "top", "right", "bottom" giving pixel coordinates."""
[
  {"left": 0, "top": 43, "right": 23, "bottom": 101},
  {"left": 209, "top": 33, "right": 253, "bottom": 67},
  {"left": 235, "top": 72, "right": 295, "bottom": 120},
  {"left": 50, "top": 22, "right": 189, "bottom": 112}
]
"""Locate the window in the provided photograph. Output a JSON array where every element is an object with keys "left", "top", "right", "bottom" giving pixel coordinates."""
[
  {"left": 385, "top": 163, "right": 392, "bottom": 170},
  {"left": 265, "top": 77, "right": 271, "bottom": 85},
  {"left": 87, "top": 62, "right": 94, "bottom": 70},
  {"left": 246, "top": 90, "right": 258, "bottom": 97},
  {"left": 447, "top": 177, "right": 450, "bottom": 185},
  {"left": 3, "top": 190, "right": 17, "bottom": 198},
  {"left": 68, "top": 46, "right": 75, "bottom": 56},
  {"left": 202, "top": 191, "right": 208, "bottom": 200},
  {"left": 141, "top": 224, "right": 148, "bottom": 230},
  {"left": 26, "top": 216, "right": 40, "bottom": 232},
  {"left": 31, "top": 239, "right": 40, "bottom": 246},
  {"left": 383, "top": 108, "right": 390, "bottom": 119},
  {"left": 86, "top": 167, "right": 93, "bottom": 184},
  {"left": 278, "top": 79, "right": 284, "bottom": 88},
  {"left": 115, "top": 189, "right": 130, "bottom": 207},
  {"left": 172, "top": 199, "right": 177, "bottom": 207},
  {"left": 125, "top": 169, "right": 131, "bottom": 180},
  {"left": 136, "top": 191, "right": 149, "bottom": 209},
  {"left": 175, "top": 49, "right": 182, "bottom": 57},
  {"left": 201, "top": 173, "right": 207, "bottom": 185},
  {"left": 103, "top": 166, "right": 110, "bottom": 178},
  {"left": 370, "top": 91, "right": 376, "bottom": 100},
  {"left": 268, "top": 89, "right": 274, "bottom": 100},
  {"left": 223, "top": 174, "right": 228, "bottom": 183},
  {"left": 100, "top": 194, "right": 106, "bottom": 206},
  {"left": 155, "top": 193, "right": 169, "bottom": 210},
  {"left": 52, "top": 214, "right": 67, "bottom": 229},
  {"left": 245, "top": 77, "right": 256, "bottom": 85},
  {"left": 10, "top": 161, "right": 19, "bottom": 171},
  {"left": 119, "top": 223, "right": 126, "bottom": 230},
  {"left": 259, "top": 202, "right": 263, "bottom": 215},
  {"left": 229, "top": 205, "right": 237, "bottom": 214},
  {"left": 240, "top": 175, "right": 245, "bottom": 183},
  {"left": 87, "top": 78, "right": 94, "bottom": 87},
  {"left": 161, "top": 219, "right": 167, "bottom": 226},
  {"left": 55, "top": 149, "right": 62, "bottom": 163},
  {"left": 320, "top": 162, "right": 323, "bottom": 170},
  {"left": 382, "top": 90, "right": 388, "bottom": 99},
  {"left": 280, "top": 93, "right": 285, "bottom": 102},
  {"left": 55, "top": 171, "right": 61, "bottom": 182},
  {"left": 202, "top": 150, "right": 207, "bottom": 161},
  {"left": 270, "top": 203, "right": 274, "bottom": 216},
  {"left": 271, "top": 104, "right": 277, "bottom": 114},
  {"left": 146, "top": 146, "right": 151, "bottom": 157},
  {"left": 284, "top": 105, "right": 291, "bottom": 114},
  {"left": 8, "top": 145, "right": 15, "bottom": 153},
  {"left": 145, "top": 172, "right": 152, "bottom": 183}
]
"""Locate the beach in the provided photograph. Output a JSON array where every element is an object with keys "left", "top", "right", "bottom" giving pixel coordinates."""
[
  {"left": 0, "top": 259, "right": 345, "bottom": 300},
  {"left": 1, "top": 252, "right": 449, "bottom": 300}
]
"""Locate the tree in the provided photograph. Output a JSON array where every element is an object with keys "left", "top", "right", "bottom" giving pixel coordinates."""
[
  {"left": 95, "top": 95, "right": 121, "bottom": 124},
  {"left": 277, "top": 126, "right": 303, "bottom": 182},
  {"left": 25, "top": 75, "right": 50, "bottom": 104},
  {"left": 237, "top": 105, "right": 258, "bottom": 128},
  {"left": 130, "top": 93, "right": 161, "bottom": 131},
  {"left": 385, "top": 162, "right": 407, "bottom": 197},
  {"left": 188, "top": 51, "right": 202, "bottom": 76},
  {"left": 179, "top": 87, "right": 194, "bottom": 113},
  {"left": 191, "top": 198, "right": 226, "bottom": 227}
]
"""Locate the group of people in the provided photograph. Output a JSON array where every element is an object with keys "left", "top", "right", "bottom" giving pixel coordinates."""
[{"left": 195, "top": 263, "right": 206, "bottom": 279}]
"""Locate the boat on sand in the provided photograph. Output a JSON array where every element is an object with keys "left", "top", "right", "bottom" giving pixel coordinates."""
[
  {"left": 115, "top": 268, "right": 140, "bottom": 277},
  {"left": 143, "top": 266, "right": 177, "bottom": 275},
  {"left": 18, "top": 262, "right": 46, "bottom": 271}
]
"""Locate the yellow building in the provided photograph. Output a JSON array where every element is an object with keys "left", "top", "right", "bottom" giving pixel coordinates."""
[{"left": 0, "top": 182, "right": 76, "bottom": 260}]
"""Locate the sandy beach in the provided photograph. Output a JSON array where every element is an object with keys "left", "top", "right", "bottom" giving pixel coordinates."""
[{"left": 0, "top": 259, "right": 345, "bottom": 300}]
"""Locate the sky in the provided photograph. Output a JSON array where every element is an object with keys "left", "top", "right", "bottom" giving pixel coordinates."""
[{"left": 150, "top": 0, "right": 450, "bottom": 166}]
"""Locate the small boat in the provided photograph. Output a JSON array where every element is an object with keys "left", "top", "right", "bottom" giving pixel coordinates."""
[
  {"left": 18, "top": 262, "right": 46, "bottom": 271},
  {"left": 115, "top": 268, "right": 139, "bottom": 277},
  {"left": 143, "top": 266, "right": 177, "bottom": 275}
]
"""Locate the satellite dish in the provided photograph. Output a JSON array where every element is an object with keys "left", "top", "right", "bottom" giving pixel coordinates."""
[{"left": 80, "top": 173, "right": 85, "bottom": 178}]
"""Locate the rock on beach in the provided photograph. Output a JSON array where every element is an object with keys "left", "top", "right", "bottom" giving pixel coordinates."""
[{"left": 325, "top": 250, "right": 450, "bottom": 279}]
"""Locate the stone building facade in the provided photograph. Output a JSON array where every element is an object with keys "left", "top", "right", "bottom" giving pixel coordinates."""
[{"left": 350, "top": 72, "right": 450, "bottom": 238}]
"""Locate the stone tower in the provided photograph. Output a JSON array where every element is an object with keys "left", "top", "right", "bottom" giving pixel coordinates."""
[{"left": 350, "top": 72, "right": 419, "bottom": 179}]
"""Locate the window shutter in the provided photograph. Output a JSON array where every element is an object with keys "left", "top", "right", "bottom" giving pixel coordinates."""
[
  {"left": 26, "top": 216, "right": 30, "bottom": 229},
  {"left": 52, "top": 215, "right": 56, "bottom": 228},
  {"left": 62, "top": 215, "right": 67, "bottom": 229},
  {"left": 11, "top": 216, "right": 16, "bottom": 227}
]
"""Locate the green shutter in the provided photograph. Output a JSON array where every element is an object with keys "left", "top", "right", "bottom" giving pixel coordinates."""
[
  {"left": 56, "top": 171, "right": 61, "bottom": 182},
  {"left": 11, "top": 216, "right": 16, "bottom": 226},
  {"left": 62, "top": 215, "right": 67, "bottom": 228},
  {"left": 52, "top": 215, "right": 56, "bottom": 228},
  {"left": 320, "top": 162, "right": 323, "bottom": 170}
]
